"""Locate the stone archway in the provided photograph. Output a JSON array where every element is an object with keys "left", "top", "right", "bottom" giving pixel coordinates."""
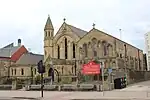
[
  {"left": 48, "top": 68, "right": 60, "bottom": 82},
  {"left": 48, "top": 68, "right": 54, "bottom": 82}
]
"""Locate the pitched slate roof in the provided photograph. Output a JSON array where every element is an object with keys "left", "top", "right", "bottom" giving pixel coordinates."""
[
  {"left": 67, "top": 24, "right": 87, "bottom": 37},
  {"left": 0, "top": 45, "right": 20, "bottom": 57},
  {"left": 15, "top": 53, "right": 44, "bottom": 65},
  {"left": 2, "top": 43, "right": 14, "bottom": 48}
]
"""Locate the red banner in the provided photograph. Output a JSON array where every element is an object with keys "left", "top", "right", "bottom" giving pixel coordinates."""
[{"left": 81, "top": 61, "right": 100, "bottom": 75}]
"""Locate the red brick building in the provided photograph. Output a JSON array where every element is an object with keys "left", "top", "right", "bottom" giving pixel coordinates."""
[
  {"left": 0, "top": 39, "right": 28, "bottom": 77},
  {"left": 0, "top": 39, "right": 43, "bottom": 79}
]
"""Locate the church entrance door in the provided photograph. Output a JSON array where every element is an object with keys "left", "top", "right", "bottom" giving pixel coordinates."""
[{"left": 48, "top": 68, "right": 54, "bottom": 82}]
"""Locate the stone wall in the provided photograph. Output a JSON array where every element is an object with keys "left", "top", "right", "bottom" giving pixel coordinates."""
[
  {"left": 128, "top": 71, "right": 150, "bottom": 84},
  {"left": 144, "top": 71, "right": 150, "bottom": 80}
]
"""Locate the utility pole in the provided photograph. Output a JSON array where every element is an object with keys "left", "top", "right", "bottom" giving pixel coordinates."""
[
  {"left": 100, "top": 61, "right": 104, "bottom": 96},
  {"left": 40, "top": 71, "right": 44, "bottom": 98},
  {"left": 37, "top": 60, "right": 45, "bottom": 98},
  {"left": 31, "top": 66, "right": 33, "bottom": 84}
]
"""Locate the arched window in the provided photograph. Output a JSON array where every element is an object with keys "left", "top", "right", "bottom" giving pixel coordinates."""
[
  {"left": 65, "top": 38, "right": 68, "bottom": 59},
  {"left": 92, "top": 38, "right": 97, "bottom": 44},
  {"left": 107, "top": 44, "right": 113, "bottom": 56},
  {"left": 97, "top": 40, "right": 101, "bottom": 47},
  {"left": 83, "top": 43, "right": 87, "bottom": 57},
  {"left": 72, "top": 66, "right": 74, "bottom": 74},
  {"left": 14, "top": 69, "right": 16, "bottom": 75},
  {"left": 73, "top": 43, "right": 76, "bottom": 58},
  {"left": 45, "top": 31, "right": 47, "bottom": 37},
  {"left": 104, "top": 45, "right": 107, "bottom": 56},
  {"left": 48, "top": 31, "right": 50, "bottom": 36},
  {"left": 11, "top": 69, "right": 13, "bottom": 75},
  {"left": 62, "top": 66, "right": 64, "bottom": 74},
  {"left": 21, "top": 68, "right": 24, "bottom": 75},
  {"left": 51, "top": 31, "right": 53, "bottom": 37},
  {"left": 57, "top": 45, "right": 60, "bottom": 59},
  {"left": 34, "top": 68, "right": 36, "bottom": 75},
  {"left": 102, "top": 41, "right": 107, "bottom": 56}
]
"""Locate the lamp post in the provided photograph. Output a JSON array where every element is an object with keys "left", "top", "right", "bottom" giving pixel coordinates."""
[
  {"left": 31, "top": 66, "right": 33, "bottom": 84},
  {"left": 99, "top": 61, "right": 105, "bottom": 96}
]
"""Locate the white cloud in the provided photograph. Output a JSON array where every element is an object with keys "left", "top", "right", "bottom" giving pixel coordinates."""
[{"left": 0, "top": 0, "right": 149, "bottom": 53}]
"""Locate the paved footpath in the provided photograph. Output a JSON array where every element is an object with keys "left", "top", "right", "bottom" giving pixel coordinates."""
[
  {"left": 0, "top": 90, "right": 150, "bottom": 100},
  {"left": 2, "top": 81, "right": 150, "bottom": 100}
]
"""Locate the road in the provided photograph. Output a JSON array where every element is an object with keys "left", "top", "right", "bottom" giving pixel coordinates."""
[
  {"left": 1, "top": 81, "right": 150, "bottom": 100},
  {"left": 119, "top": 80, "right": 150, "bottom": 92}
]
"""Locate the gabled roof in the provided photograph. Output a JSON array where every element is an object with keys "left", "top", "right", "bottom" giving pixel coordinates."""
[
  {"left": 67, "top": 24, "right": 87, "bottom": 37},
  {"left": 78, "top": 28, "right": 143, "bottom": 51},
  {"left": 0, "top": 46, "right": 20, "bottom": 57},
  {"left": 54, "top": 22, "right": 87, "bottom": 38},
  {"left": 2, "top": 43, "right": 14, "bottom": 48},
  {"left": 15, "top": 53, "right": 44, "bottom": 65}
]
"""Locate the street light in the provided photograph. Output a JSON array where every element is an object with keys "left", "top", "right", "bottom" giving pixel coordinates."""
[{"left": 99, "top": 61, "right": 105, "bottom": 96}]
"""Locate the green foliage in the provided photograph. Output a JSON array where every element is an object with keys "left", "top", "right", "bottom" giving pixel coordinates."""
[
  {"left": 79, "top": 75, "right": 93, "bottom": 83},
  {"left": 2, "top": 78, "right": 12, "bottom": 84},
  {"left": 60, "top": 77, "right": 72, "bottom": 84},
  {"left": 35, "top": 75, "right": 41, "bottom": 81},
  {"left": 93, "top": 58, "right": 100, "bottom": 64},
  {"left": 34, "top": 75, "right": 41, "bottom": 84}
]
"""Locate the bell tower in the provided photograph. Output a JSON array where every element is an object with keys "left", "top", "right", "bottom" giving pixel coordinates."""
[{"left": 44, "top": 15, "right": 54, "bottom": 61}]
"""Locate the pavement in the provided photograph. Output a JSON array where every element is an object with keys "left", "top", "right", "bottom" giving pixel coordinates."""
[{"left": 1, "top": 80, "right": 150, "bottom": 100}]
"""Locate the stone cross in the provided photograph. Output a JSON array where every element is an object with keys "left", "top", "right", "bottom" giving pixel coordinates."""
[
  {"left": 93, "top": 23, "right": 95, "bottom": 28},
  {"left": 63, "top": 18, "right": 66, "bottom": 22}
]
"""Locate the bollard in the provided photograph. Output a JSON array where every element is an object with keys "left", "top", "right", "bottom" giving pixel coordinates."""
[{"left": 58, "top": 85, "right": 61, "bottom": 91}]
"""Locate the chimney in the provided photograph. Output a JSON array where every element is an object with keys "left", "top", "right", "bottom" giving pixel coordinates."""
[{"left": 18, "top": 39, "right": 21, "bottom": 46}]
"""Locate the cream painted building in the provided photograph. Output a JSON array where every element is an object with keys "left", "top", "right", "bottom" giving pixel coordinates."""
[
  {"left": 10, "top": 53, "right": 43, "bottom": 79},
  {"left": 145, "top": 32, "right": 150, "bottom": 71},
  {"left": 44, "top": 16, "right": 144, "bottom": 83}
]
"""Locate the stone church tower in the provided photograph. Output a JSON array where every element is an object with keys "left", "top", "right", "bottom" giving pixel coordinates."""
[{"left": 44, "top": 15, "right": 54, "bottom": 61}]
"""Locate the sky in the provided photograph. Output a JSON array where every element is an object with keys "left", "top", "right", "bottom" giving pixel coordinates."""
[{"left": 0, "top": 0, "right": 150, "bottom": 54}]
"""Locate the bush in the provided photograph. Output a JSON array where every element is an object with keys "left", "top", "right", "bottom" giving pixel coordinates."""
[
  {"left": 35, "top": 75, "right": 41, "bottom": 84},
  {"left": 60, "top": 77, "right": 72, "bottom": 84}
]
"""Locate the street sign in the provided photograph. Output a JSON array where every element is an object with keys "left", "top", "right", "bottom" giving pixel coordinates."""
[{"left": 108, "top": 68, "right": 112, "bottom": 74}]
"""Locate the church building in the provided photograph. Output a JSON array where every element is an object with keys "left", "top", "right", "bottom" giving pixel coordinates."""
[{"left": 44, "top": 15, "right": 144, "bottom": 84}]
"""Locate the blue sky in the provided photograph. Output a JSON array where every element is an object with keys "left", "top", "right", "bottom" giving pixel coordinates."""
[{"left": 0, "top": 0, "right": 149, "bottom": 54}]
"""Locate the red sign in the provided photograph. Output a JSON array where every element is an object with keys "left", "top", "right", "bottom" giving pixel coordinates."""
[{"left": 81, "top": 61, "right": 100, "bottom": 75}]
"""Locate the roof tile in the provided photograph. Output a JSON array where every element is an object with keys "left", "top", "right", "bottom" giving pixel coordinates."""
[{"left": 15, "top": 53, "right": 44, "bottom": 65}]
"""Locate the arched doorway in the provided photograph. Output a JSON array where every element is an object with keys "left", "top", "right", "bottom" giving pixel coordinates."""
[
  {"left": 48, "top": 68, "right": 60, "bottom": 82},
  {"left": 54, "top": 69, "right": 59, "bottom": 82},
  {"left": 48, "top": 68, "right": 54, "bottom": 82}
]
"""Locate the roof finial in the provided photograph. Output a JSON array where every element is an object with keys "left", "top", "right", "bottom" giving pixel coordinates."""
[
  {"left": 93, "top": 23, "right": 95, "bottom": 28},
  {"left": 48, "top": 14, "right": 50, "bottom": 17},
  {"left": 63, "top": 18, "right": 66, "bottom": 22}
]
